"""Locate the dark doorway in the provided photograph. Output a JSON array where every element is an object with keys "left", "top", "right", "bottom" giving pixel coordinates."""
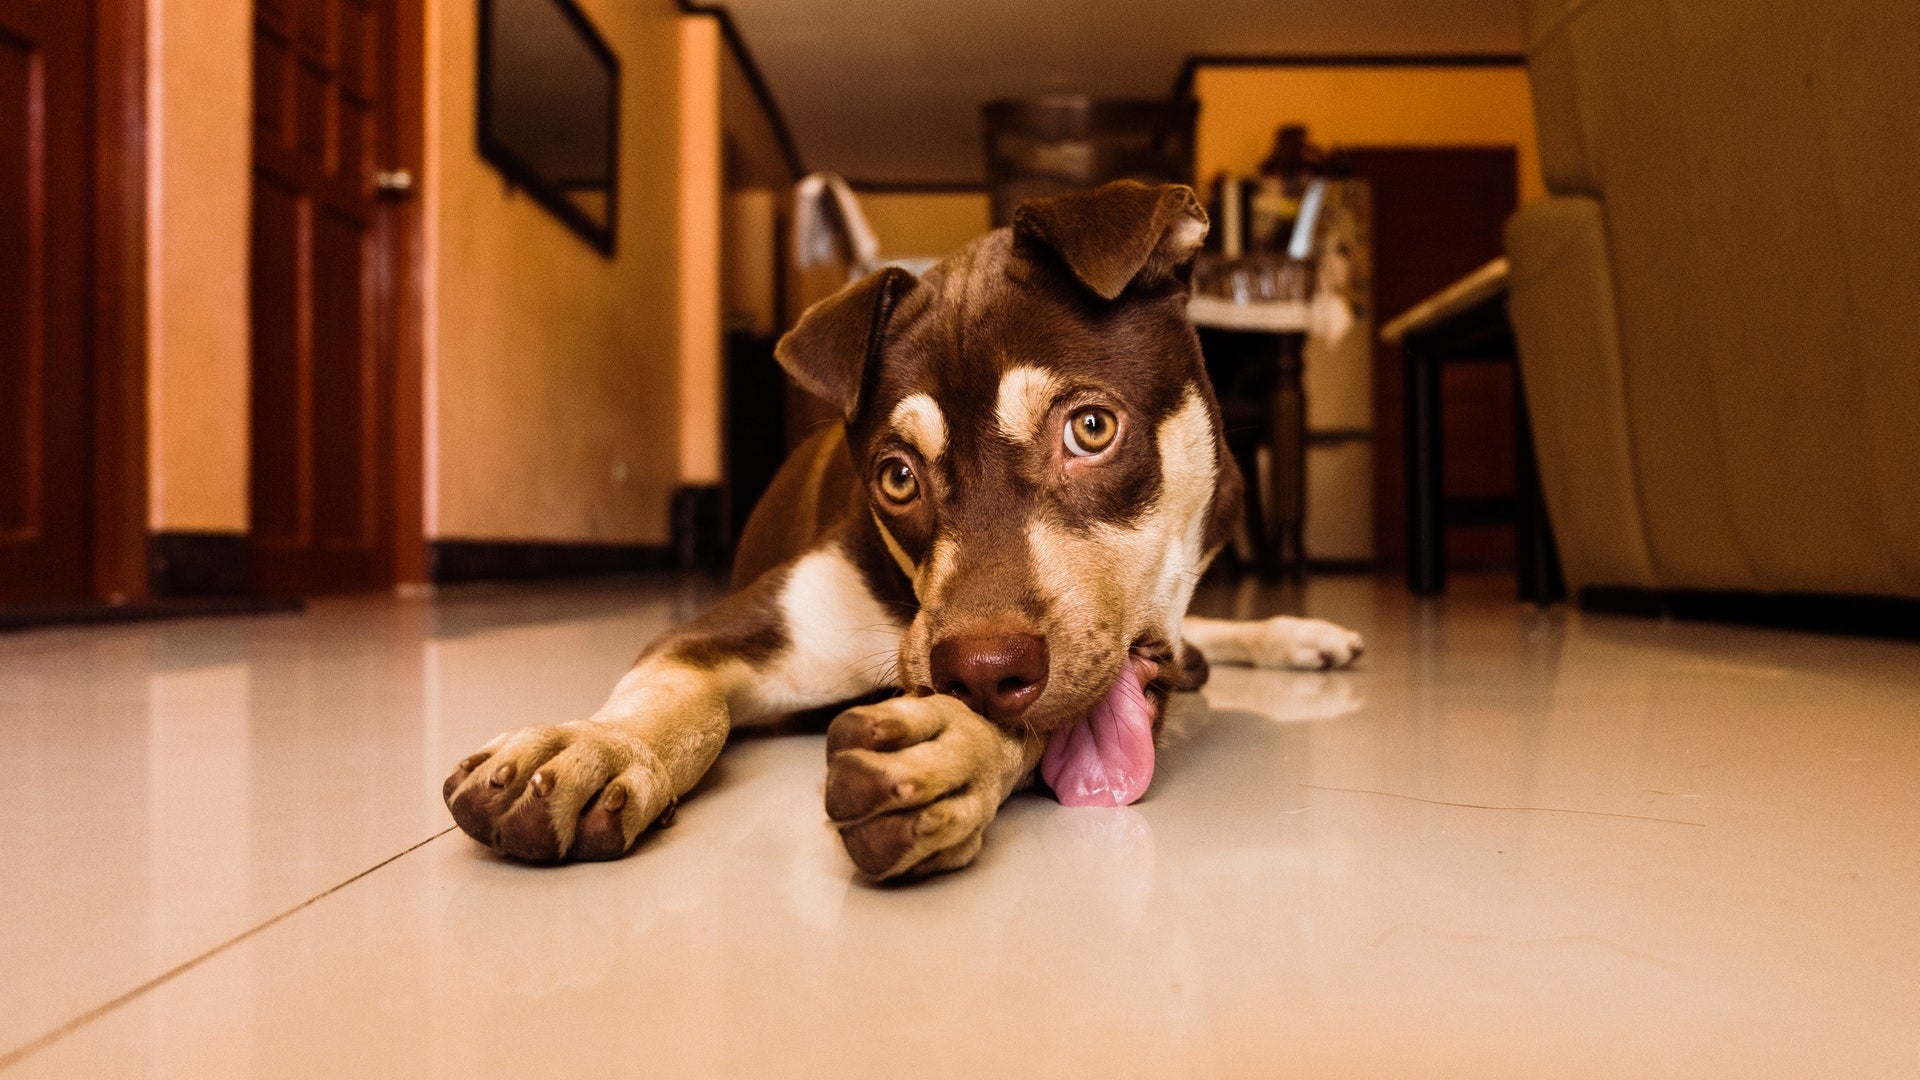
[
  {"left": 250, "top": 0, "right": 422, "bottom": 594},
  {"left": 1347, "top": 147, "right": 1519, "bottom": 572},
  {"left": 1, "top": 0, "right": 147, "bottom": 607}
]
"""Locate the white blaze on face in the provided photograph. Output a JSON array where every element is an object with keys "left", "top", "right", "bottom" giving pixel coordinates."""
[
  {"left": 899, "top": 533, "right": 962, "bottom": 688},
  {"left": 889, "top": 392, "right": 948, "bottom": 462},
  {"left": 995, "top": 366, "right": 1062, "bottom": 444},
  {"left": 1027, "top": 385, "right": 1218, "bottom": 665},
  {"left": 870, "top": 511, "right": 918, "bottom": 580},
  {"left": 915, "top": 533, "right": 960, "bottom": 600}
]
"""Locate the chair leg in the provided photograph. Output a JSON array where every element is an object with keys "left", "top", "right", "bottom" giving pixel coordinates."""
[
  {"left": 1234, "top": 441, "right": 1266, "bottom": 575},
  {"left": 1404, "top": 341, "right": 1445, "bottom": 595},
  {"left": 1270, "top": 336, "right": 1307, "bottom": 580}
]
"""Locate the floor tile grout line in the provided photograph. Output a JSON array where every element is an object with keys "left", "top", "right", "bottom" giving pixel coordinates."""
[
  {"left": 0, "top": 827, "right": 458, "bottom": 1072},
  {"left": 1300, "top": 784, "right": 1708, "bottom": 827}
]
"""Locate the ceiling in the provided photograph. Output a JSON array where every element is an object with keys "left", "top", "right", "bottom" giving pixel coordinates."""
[{"left": 718, "top": 0, "right": 1529, "bottom": 185}]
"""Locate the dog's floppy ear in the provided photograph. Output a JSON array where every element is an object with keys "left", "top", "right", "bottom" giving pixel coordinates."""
[
  {"left": 1013, "top": 180, "right": 1210, "bottom": 301},
  {"left": 775, "top": 266, "right": 916, "bottom": 420}
]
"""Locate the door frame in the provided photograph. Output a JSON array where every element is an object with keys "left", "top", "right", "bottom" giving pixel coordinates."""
[
  {"left": 88, "top": 0, "right": 150, "bottom": 603},
  {"left": 386, "top": 0, "right": 426, "bottom": 586}
]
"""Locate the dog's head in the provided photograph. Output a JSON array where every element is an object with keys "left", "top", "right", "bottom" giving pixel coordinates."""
[{"left": 777, "top": 181, "right": 1242, "bottom": 802}]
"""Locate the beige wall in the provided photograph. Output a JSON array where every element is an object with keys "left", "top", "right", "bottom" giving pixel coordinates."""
[
  {"left": 427, "top": 0, "right": 685, "bottom": 542},
  {"left": 859, "top": 191, "right": 993, "bottom": 259},
  {"left": 675, "top": 16, "right": 724, "bottom": 489},
  {"left": 718, "top": 30, "right": 790, "bottom": 192},
  {"left": 724, "top": 189, "right": 780, "bottom": 336},
  {"left": 146, "top": 0, "right": 250, "bottom": 532},
  {"left": 1193, "top": 65, "right": 1544, "bottom": 203},
  {"left": 144, "top": 0, "right": 693, "bottom": 544}
]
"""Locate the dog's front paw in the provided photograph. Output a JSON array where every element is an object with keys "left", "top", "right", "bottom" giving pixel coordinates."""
[
  {"left": 824, "top": 695, "right": 1031, "bottom": 882},
  {"left": 1251, "top": 616, "right": 1366, "bottom": 670},
  {"left": 442, "top": 724, "right": 674, "bottom": 863}
]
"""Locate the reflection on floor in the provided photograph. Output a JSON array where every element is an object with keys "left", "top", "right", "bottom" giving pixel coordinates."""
[{"left": 2, "top": 573, "right": 1916, "bottom": 1077}]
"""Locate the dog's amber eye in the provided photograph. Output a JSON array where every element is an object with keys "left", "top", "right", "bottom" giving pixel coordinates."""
[
  {"left": 876, "top": 458, "right": 919, "bottom": 504},
  {"left": 1064, "top": 408, "right": 1118, "bottom": 457}
]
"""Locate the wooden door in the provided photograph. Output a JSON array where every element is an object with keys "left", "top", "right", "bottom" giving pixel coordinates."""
[
  {"left": 0, "top": 0, "right": 92, "bottom": 604},
  {"left": 250, "top": 0, "right": 402, "bottom": 594}
]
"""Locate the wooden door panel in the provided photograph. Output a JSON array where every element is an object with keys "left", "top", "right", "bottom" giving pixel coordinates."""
[
  {"left": 255, "top": 28, "right": 291, "bottom": 150},
  {"left": 294, "top": 58, "right": 330, "bottom": 165},
  {"left": 309, "top": 204, "right": 374, "bottom": 546},
  {"left": 340, "top": 2, "right": 370, "bottom": 97},
  {"left": 250, "top": 0, "right": 394, "bottom": 593},
  {"left": 249, "top": 176, "right": 307, "bottom": 546},
  {"left": 0, "top": 0, "right": 92, "bottom": 604},
  {"left": 0, "top": 33, "right": 36, "bottom": 535}
]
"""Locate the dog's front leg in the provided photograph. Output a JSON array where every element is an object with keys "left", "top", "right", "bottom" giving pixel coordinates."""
[
  {"left": 822, "top": 694, "right": 1044, "bottom": 881},
  {"left": 441, "top": 658, "right": 732, "bottom": 862},
  {"left": 442, "top": 543, "right": 907, "bottom": 862}
]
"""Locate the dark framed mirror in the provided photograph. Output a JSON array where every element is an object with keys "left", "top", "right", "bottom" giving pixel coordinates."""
[{"left": 477, "top": 0, "right": 620, "bottom": 254}]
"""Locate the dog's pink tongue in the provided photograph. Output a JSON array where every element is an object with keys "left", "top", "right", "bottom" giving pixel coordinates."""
[{"left": 1041, "top": 654, "right": 1157, "bottom": 807}]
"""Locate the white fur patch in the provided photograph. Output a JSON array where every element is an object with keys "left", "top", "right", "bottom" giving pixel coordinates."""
[
  {"left": 995, "top": 366, "right": 1061, "bottom": 444},
  {"left": 889, "top": 393, "right": 947, "bottom": 461},
  {"left": 742, "top": 547, "right": 908, "bottom": 714}
]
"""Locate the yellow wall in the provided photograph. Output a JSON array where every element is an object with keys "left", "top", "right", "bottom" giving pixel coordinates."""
[
  {"left": 146, "top": 0, "right": 250, "bottom": 532},
  {"left": 427, "top": 0, "right": 685, "bottom": 542},
  {"left": 1193, "top": 65, "right": 1544, "bottom": 203},
  {"left": 859, "top": 192, "right": 993, "bottom": 259}
]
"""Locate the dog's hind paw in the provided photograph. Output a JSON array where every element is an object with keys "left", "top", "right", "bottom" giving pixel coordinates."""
[
  {"left": 824, "top": 695, "right": 1034, "bottom": 882},
  {"left": 1249, "top": 616, "right": 1366, "bottom": 671}
]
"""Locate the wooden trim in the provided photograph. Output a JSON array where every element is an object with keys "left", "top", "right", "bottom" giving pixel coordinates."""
[
  {"left": 429, "top": 540, "right": 676, "bottom": 583},
  {"left": 90, "top": 0, "right": 152, "bottom": 603},
  {"left": 1581, "top": 587, "right": 1920, "bottom": 642},
  {"left": 149, "top": 531, "right": 249, "bottom": 598},
  {"left": 1304, "top": 559, "right": 1377, "bottom": 575},
  {"left": 0, "top": 595, "right": 301, "bottom": 634},
  {"left": 845, "top": 179, "right": 988, "bottom": 195},
  {"left": 677, "top": 1, "right": 804, "bottom": 178},
  {"left": 388, "top": 0, "right": 427, "bottom": 585},
  {"left": 1305, "top": 428, "right": 1375, "bottom": 447},
  {"left": 1171, "top": 53, "right": 1527, "bottom": 99},
  {"left": 671, "top": 483, "right": 728, "bottom": 571}
]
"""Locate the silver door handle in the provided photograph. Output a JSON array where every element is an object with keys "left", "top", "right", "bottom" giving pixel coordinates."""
[{"left": 375, "top": 168, "right": 414, "bottom": 195}]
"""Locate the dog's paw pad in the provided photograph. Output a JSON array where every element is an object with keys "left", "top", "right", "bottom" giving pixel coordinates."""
[
  {"left": 442, "top": 725, "right": 672, "bottom": 863},
  {"left": 825, "top": 696, "right": 1006, "bottom": 881}
]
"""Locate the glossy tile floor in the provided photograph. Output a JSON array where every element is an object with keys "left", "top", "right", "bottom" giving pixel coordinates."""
[{"left": 3, "top": 573, "right": 1917, "bottom": 1077}]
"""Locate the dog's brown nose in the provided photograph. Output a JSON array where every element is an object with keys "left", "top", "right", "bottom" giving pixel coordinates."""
[{"left": 929, "top": 633, "right": 1049, "bottom": 721}]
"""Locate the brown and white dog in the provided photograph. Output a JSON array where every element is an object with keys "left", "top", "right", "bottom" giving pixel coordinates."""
[{"left": 442, "top": 180, "right": 1363, "bottom": 881}]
